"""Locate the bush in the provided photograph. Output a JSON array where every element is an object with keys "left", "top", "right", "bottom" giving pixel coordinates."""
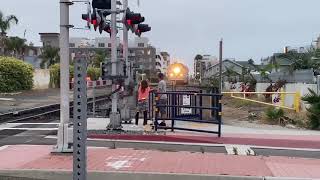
[
  {"left": 49, "top": 64, "right": 74, "bottom": 88},
  {"left": 302, "top": 88, "right": 320, "bottom": 129},
  {"left": 265, "top": 107, "right": 284, "bottom": 123},
  {"left": 0, "top": 56, "right": 34, "bottom": 92},
  {"left": 87, "top": 67, "right": 101, "bottom": 81},
  {"left": 49, "top": 65, "right": 101, "bottom": 88}
]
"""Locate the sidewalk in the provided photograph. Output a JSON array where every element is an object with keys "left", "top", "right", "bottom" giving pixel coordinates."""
[{"left": 0, "top": 145, "right": 319, "bottom": 180}]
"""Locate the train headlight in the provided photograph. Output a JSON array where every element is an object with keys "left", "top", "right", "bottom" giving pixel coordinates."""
[{"left": 173, "top": 67, "right": 181, "bottom": 74}]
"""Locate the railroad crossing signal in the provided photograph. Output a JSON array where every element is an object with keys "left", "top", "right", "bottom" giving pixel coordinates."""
[
  {"left": 124, "top": 8, "right": 145, "bottom": 31},
  {"left": 135, "top": 24, "right": 151, "bottom": 37},
  {"left": 92, "top": 0, "right": 111, "bottom": 10}
]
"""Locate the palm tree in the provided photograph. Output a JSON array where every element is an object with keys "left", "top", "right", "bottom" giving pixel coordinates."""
[
  {"left": 39, "top": 46, "right": 60, "bottom": 69},
  {"left": 4, "top": 36, "right": 26, "bottom": 58},
  {"left": 302, "top": 88, "right": 320, "bottom": 129},
  {"left": 0, "top": 11, "right": 18, "bottom": 55}
]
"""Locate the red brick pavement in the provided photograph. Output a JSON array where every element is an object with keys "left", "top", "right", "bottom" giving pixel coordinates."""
[{"left": 0, "top": 145, "right": 320, "bottom": 179}]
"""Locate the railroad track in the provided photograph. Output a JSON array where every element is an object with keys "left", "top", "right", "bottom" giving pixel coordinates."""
[{"left": 0, "top": 95, "right": 111, "bottom": 124}]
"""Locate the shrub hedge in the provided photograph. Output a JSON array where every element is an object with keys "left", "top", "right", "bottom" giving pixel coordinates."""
[
  {"left": 49, "top": 64, "right": 101, "bottom": 88},
  {"left": 0, "top": 56, "right": 34, "bottom": 92}
]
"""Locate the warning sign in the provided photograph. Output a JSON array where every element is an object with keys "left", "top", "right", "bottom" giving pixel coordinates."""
[{"left": 181, "top": 95, "right": 192, "bottom": 114}]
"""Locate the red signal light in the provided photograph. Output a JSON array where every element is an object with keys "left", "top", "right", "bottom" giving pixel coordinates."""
[
  {"left": 92, "top": 19, "right": 97, "bottom": 25},
  {"left": 127, "top": 20, "right": 132, "bottom": 25}
]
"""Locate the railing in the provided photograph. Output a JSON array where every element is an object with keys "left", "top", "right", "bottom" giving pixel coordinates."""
[{"left": 149, "top": 89, "right": 223, "bottom": 137}]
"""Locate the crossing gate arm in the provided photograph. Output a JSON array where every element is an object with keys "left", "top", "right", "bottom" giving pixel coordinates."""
[{"left": 223, "top": 91, "right": 300, "bottom": 112}]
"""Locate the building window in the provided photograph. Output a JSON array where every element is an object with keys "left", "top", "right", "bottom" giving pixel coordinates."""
[
  {"left": 69, "top": 43, "right": 75, "bottom": 47},
  {"left": 108, "top": 43, "right": 111, "bottom": 47},
  {"left": 98, "top": 43, "right": 105, "bottom": 47},
  {"left": 138, "top": 43, "right": 144, "bottom": 47}
]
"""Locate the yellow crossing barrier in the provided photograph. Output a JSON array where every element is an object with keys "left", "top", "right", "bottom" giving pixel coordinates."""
[{"left": 222, "top": 91, "right": 301, "bottom": 113}]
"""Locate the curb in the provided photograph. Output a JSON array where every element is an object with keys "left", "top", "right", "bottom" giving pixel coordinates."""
[
  {"left": 0, "top": 170, "right": 307, "bottom": 180},
  {"left": 88, "top": 134, "right": 320, "bottom": 149}
]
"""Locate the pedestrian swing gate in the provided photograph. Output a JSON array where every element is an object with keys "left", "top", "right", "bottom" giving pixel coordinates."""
[{"left": 148, "top": 90, "right": 223, "bottom": 137}]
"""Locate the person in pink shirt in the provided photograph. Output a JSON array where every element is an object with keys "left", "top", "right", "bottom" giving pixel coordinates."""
[{"left": 135, "top": 80, "right": 151, "bottom": 126}]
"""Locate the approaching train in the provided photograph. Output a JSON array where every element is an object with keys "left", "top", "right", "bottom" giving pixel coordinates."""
[{"left": 167, "top": 62, "right": 189, "bottom": 85}]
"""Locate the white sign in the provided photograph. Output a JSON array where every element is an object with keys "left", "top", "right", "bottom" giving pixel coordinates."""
[{"left": 181, "top": 95, "right": 192, "bottom": 114}]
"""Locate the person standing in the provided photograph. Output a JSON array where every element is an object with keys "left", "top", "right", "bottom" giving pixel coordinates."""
[
  {"left": 135, "top": 80, "right": 151, "bottom": 127},
  {"left": 157, "top": 73, "right": 167, "bottom": 127}
]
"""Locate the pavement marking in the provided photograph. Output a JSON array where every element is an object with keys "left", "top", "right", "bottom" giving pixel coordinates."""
[
  {"left": 225, "top": 145, "right": 255, "bottom": 156},
  {"left": 0, "top": 98, "right": 15, "bottom": 101},
  {"left": 0, "top": 128, "right": 58, "bottom": 131},
  {"left": 7, "top": 123, "right": 59, "bottom": 125},
  {"left": 105, "top": 155, "right": 146, "bottom": 170}
]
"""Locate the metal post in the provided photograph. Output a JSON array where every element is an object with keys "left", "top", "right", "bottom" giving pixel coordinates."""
[
  {"left": 199, "top": 90, "right": 203, "bottom": 120},
  {"left": 108, "top": 0, "right": 121, "bottom": 129},
  {"left": 73, "top": 53, "right": 88, "bottom": 180},
  {"left": 123, "top": 0, "right": 130, "bottom": 85},
  {"left": 55, "top": 0, "right": 72, "bottom": 153},
  {"left": 93, "top": 81, "right": 96, "bottom": 118},
  {"left": 317, "top": 75, "right": 320, "bottom": 95},
  {"left": 218, "top": 95, "right": 222, "bottom": 137},
  {"left": 219, "top": 39, "right": 223, "bottom": 93}
]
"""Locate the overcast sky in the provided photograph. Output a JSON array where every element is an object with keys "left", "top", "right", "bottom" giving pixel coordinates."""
[{"left": 2, "top": 0, "right": 320, "bottom": 70}]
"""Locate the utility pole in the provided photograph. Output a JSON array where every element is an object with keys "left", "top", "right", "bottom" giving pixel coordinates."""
[
  {"left": 109, "top": 0, "right": 121, "bottom": 129},
  {"left": 123, "top": 0, "right": 130, "bottom": 85},
  {"left": 219, "top": 39, "right": 223, "bottom": 93},
  {"left": 55, "top": 0, "right": 73, "bottom": 153}
]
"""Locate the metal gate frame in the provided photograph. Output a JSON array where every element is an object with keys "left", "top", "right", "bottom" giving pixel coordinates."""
[{"left": 150, "top": 90, "right": 222, "bottom": 137}]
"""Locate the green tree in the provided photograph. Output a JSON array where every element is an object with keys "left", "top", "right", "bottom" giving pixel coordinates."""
[
  {"left": 0, "top": 11, "right": 18, "bottom": 55},
  {"left": 278, "top": 47, "right": 320, "bottom": 70},
  {"left": 40, "top": 46, "right": 60, "bottom": 69},
  {"left": 92, "top": 50, "right": 106, "bottom": 68},
  {"left": 4, "top": 36, "right": 26, "bottom": 58}
]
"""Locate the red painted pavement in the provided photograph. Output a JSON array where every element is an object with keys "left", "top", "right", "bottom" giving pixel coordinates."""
[
  {"left": 0, "top": 145, "right": 320, "bottom": 179},
  {"left": 88, "top": 133, "right": 320, "bottom": 149}
]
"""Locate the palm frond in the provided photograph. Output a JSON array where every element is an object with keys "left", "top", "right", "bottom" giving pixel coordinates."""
[
  {"left": 6, "top": 15, "right": 18, "bottom": 24},
  {"left": 302, "top": 88, "right": 320, "bottom": 104}
]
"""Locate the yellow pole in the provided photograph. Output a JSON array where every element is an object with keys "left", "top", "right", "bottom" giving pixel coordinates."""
[
  {"left": 294, "top": 91, "right": 301, "bottom": 113},
  {"left": 281, "top": 88, "right": 285, "bottom": 107}
]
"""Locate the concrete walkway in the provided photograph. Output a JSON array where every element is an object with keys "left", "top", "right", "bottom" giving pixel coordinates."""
[{"left": 0, "top": 145, "right": 318, "bottom": 180}]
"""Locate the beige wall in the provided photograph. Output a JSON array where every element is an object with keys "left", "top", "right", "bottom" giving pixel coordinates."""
[{"left": 33, "top": 69, "right": 50, "bottom": 89}]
